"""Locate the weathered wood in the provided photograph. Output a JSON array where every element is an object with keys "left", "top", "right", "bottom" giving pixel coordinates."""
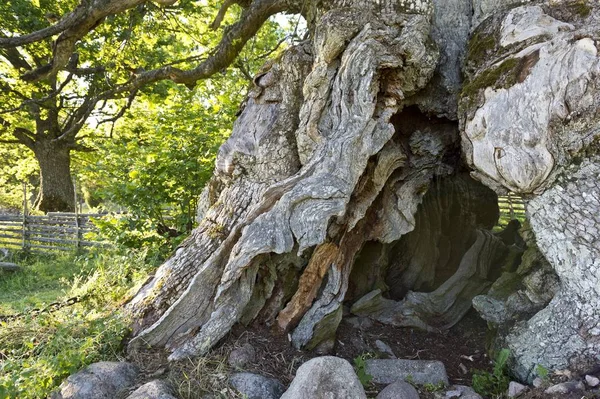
[{"left": 0, "top": 262, "right": 20, "bottom": 271}]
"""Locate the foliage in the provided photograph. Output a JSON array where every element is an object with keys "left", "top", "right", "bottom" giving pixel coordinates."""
[
  {"left": 0, "top": 0, "right": 297, "bottom": 212},
  {"left": 353, "top": 353, "right": 374, "bottom": 388},
  {"left": 423, "top": 382, "right": 446, "bottom": 392},
  {"left": 472, "top": 348, "right": 511, "bottom": 398},
  {"left": 535, "top": 364, "right": 550, "bottom": 380},
  {"left": 0, "top": 249, "right": 153, "bottom": 399}
]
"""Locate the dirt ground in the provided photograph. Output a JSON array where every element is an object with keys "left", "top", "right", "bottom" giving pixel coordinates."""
[{"left": 129, "top": 310, "right": 494, "bottom": 398}]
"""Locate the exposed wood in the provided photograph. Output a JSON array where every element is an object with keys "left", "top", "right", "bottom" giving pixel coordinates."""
[{"left": 0, "top": 262, "right": 20, "bottom": 271}]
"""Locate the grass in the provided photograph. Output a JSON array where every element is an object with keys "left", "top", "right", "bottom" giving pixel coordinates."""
[
  {"left": 0, "top": 248, "right": 154, "bottom": 399},
  {"left": 0, "top": 253, "right": 91, "bottom": 315}
]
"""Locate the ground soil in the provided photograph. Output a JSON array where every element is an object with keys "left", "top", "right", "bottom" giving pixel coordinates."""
[{"left": 127, "top": 309, "right": 493, "bottom": 398}]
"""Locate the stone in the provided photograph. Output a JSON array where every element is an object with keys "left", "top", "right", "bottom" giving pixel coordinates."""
[
  {"left": 586, "top": 375, "right": 600, "bottom": 387},
  {"left": 228, "top": 343, "right": 257, "bottom": 368},
  {"left": 229, "top": 373, "right": 285, "bottom": 399},
  {"left": 444, "top": 385, "right": 482, "bottom": 399},
  {"left": 377, "top": 381, "right": 419, "bottom": 399},
  {"left": 126, "top": 380, "right": 177, "bottom": 399},
  {"left": 346, "top": 316, "right": 374, "bottom": 330},
  {"left": 365, "top": 359, "right": 449, "bottom": 386},
  {"left": 52, "top": 362, "right": 139, "bottom": 399},
  {"left": 544, "top": 381, "right": 585, "bottom": 395},
  {"left": 532, "top": 377, "right": 543, "bottom": 388},
  {"left": 472, "top": 295, "right": 508, "bottom": 324},
  {"left": 281, "top": 356, "right": 366, "bottom": 399},
  {"left": 507, "top": 381, "right": 527, "bottom": 397},
  {"left": 375, "top": 340, "right": 397, "bottom": 359}
]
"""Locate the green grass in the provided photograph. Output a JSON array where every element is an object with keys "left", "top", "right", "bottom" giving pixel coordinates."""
[
  {"left": 0, "top": 249, "right": 154, "bottom": 399},
  {"left": 0, "top": 253, "right": 92, "bottom": 315}
]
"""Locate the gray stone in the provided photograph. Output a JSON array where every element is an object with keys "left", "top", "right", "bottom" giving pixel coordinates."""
[
  {"left": 230, "top": 373, "right": 285, "bottom": 399},
  {"left": 126, "top": 380, "right": 177, "bottom": 399},
  {"left": 228, "top": 343, "right": 257, "bottom": 368},
  {"left": 532, "top": 377, "right": 543, "bottom": 388},
  {"left": 281, "top": 356, "right": 366, "bottom": 399},
  {"left": 377, "top": 381, "right": 419, "bottom": 399},
  {"left": 375, "top": 340, "right": 397, "bottom": 359},
  {"left": 52, "top": 361, "right": 139, "bottom": 399},
  {"left": 544, "top": 381, "right": 585, "bottom": 395},
  {"left": 472, "top": 295, "right": 508, "bottom": 324},
  {"left": 445, "top": 385, "right": 482, "bottom": 399},
  {"left": 365, "top": 359, "right": 449, "bottom": 386},
  {"left": 507, "top": 381, "right": 527, "bottom": 398},
  {"left": 586, "top": 375, "right": 599, "bottom": 387},
  {"left": 346, "top": 316, "right": 374, "bottom": 330}
]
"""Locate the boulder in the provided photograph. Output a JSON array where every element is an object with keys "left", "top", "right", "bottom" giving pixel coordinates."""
[
  {"left": 52, "top": 361, "right": 139, "bottom": 399},
  {"left": 126, "top": 380, "right": 177, "bottom": 399},
  {"left": 229, "top": 372, "right": 285, "bottom": 399},
  {"left": 228, "top": 343, "right": 257, "bottom": 369},
  {"left": 377, "top": 381, "right": 419, "bottom": 399},
  {"left": 365, "top": 359, "right": 449, "bottom": 386},
  {"left": 281, "top": 356, "right": 367, "bottom": 399}
]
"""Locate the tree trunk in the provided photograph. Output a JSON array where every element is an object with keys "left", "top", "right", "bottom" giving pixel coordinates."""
[
  {"left": 32, "top": 140, "right": 75, "bottom": 213},
  {"left": 127, "top": 0, "right": 600, "bottom": 381},
  {"left": 461, "top": 2, "right": 600, "bottom": 381}
]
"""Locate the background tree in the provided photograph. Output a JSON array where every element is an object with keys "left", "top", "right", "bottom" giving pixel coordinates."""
[{"left": 0, "top": 0, "right": 294, "bottom": 212}]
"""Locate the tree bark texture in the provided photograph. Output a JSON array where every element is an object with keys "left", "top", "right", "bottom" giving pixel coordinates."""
[
  {"left": 32, "top": 140, "right": 75, "bottom": 213},
  {"left": 128, "top": 0, "right": 600, "bottom": 381},
  {"left": 460, "top": 1, "right": 600, "bottom": 380}
]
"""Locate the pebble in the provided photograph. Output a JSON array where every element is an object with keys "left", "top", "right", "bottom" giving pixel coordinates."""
[
  {"left": 586, "top": 375, "right": 600, "bottom": 387},
  {"left": 507, "top": 381, "right": 526, "bottom": 398}
]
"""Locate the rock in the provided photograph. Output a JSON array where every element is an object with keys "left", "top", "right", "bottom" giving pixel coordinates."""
[
  {"left": 230, "top": 372, "right": 285, "bottom": 399},
  {"left": 375, "top": 340, "right": 397, "bottom": 359},
  {"left": 365, "top": 359, "right": 449, "bottom": 386},
  {"left": 586, "top": 375, "right": 600, "bottom": 387},
  {"left": 52, "top": 361, "right": 139, "bottom": 399},
  {"left": 443, "top": 385, "right": 482, "bottom": 399},
  {"left": 544, "top": 381, "right": 585, "bottom": 395},
  {"left": 281, "top": 356, "right": 366, "bottom": 399},
  {"left": 507, "top": 381, "right": 527, "bottom": 397},
  {"left": 346, "top": 316, "right": 373, "bottom": 330},
  {"left": 472, "top": 295, "right": 508, "bottom": 324},
  {"left": 532, "top": 377, "right": 543, "bottom": 388},
  {"left": 126, "top": 380, "right": 177, "bottom": 399},
  {"left": 228, "top": 343, "right": 257, "bottom": 368},
  {"left": 377, "top": 381, "right": 419, "bottom": 399}
]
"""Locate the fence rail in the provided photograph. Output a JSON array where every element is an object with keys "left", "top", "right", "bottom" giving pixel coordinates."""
[
  {"left": 497, "top": 194, "right": 526, "bottom": 228},
  {"left": 0, "top": 213, "right": 106, "bottom": 254}
]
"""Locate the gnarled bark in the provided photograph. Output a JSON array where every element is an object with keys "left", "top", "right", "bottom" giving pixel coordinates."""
[
  {"left": 460, "top": 2, "right": 600, "bottom": 380},
  {"left": 126, "top": 0, "right": 600, "bottom": 382}
]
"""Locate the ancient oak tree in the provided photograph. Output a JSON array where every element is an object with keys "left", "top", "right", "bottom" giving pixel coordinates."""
[{"left": 4, "top": 0, "right": 600, "bottom": 382}]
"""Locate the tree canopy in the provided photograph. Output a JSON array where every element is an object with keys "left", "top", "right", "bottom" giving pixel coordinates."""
[{"left": 0, "top": 0, "right": 303, "bottom": 212}]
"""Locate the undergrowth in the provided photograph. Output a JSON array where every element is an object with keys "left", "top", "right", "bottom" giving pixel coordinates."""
[
  {"left": 472, "top": 348, "right": 511, "bottom": 398},
  {"left": 0, "top": 248, "right": 154, "bottom": 399}
]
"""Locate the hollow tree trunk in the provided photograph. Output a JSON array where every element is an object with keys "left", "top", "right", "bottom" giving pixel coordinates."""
[
  {"left": 128, "top": 0, "right": 455, "bottom": 359},
  {"left": 32, "top": 140, "right": 75, "bottom": 213},
  {"left": 128, "top": 0, "right": 600, "bottom": 381}
]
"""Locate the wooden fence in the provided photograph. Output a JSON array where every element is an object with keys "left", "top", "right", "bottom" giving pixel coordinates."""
[
  {"left": 0, "top": 213, "right": 106, "bottom": 254},
  {"left": 497, "top": 194, "right": 526, "bottom": 228}
]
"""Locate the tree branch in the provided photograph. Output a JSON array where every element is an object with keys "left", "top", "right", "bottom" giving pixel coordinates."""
[{"left": 98, "top": 0, "right": 293, "bottom": 98}]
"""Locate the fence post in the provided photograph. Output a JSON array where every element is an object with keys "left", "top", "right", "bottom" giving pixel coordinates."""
[
  {"left": 22, "top": 182, "right": 29, "bottom": 253},
  {"left": 508, "top": 193, "right": 515, "bottom": 220},
  {"left": 73, "top": 180, "right": 81, "bottom": 250}
]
